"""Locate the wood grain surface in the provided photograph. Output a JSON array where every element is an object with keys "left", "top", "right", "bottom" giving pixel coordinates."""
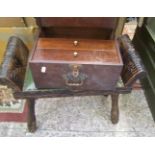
[{"left": 32, "top": 38, "right": 122, "bottom": 64}]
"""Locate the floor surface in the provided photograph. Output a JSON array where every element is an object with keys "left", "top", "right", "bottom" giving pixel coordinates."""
[{"left": 0, "top": 90, "right": 154, "bottom": 137}]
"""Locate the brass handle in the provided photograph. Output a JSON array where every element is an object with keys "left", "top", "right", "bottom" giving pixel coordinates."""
[
  {"left": 66, "top": 80, "right": 83, "bottom": 86},
  {"left": 73, "top": 51, "right": 78, "bottom": 57},
  {"left": 73, "top": 40, "right": 78, "bottom": 46}
]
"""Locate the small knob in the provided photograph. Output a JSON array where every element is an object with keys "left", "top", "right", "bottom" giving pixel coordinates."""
[
  {"left": 73, "top": 51, "right": 78, "bottom": 57},
  {"left": 73, "top": 40, "right": 78, "bottom": 46}
]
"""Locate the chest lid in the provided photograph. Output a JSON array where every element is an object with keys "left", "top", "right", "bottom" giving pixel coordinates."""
[{"left": 30, "top": 38, "right": 123, "bottom": 65}]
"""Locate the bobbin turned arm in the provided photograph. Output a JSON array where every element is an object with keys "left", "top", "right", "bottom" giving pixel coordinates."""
[
  {"left": 117, "top": 34, "right": 146, "bottom": 88},
  {"left": 110, "top": 34, "right": 146, "bottom": 124},
  {"left": 0, "top": 36, "right": 29, "bottom": 92}
]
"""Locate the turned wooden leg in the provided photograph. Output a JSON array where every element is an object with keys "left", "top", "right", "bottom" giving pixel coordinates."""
[
  {"left": 27, "top": 98, "right": 37, "bottom": 132},
  {"left": 111, "top": 93, "right": 119, "bottom": 124}
]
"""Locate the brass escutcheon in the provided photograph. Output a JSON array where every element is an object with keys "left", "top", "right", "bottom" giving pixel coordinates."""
[
  {"left": 72, "top": 64, "right": 80, "bottom": 77},
  {"left": 63, "top": 64, "right": 87, "bottom": 87}
]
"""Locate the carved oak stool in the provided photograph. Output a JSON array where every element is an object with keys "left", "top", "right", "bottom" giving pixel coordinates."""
[{"left": 0, "top": 35, "right": 145, "bottom": 132}]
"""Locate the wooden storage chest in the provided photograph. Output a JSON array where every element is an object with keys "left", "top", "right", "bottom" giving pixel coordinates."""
[{"left": 29, "top": 38, "right": 123, "bottom": 91}]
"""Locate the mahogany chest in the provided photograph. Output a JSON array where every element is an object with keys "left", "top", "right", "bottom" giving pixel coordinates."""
[{"left": 29, "top": 38, "right": 123, "bottom": 91}]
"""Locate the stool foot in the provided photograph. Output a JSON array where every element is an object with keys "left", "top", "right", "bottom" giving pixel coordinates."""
[
  {"left": 111, "top": 94, "right": 119, "bottom": 124},
  {"left": 27, "top": 98, "right": 37, "bottom": 133}
]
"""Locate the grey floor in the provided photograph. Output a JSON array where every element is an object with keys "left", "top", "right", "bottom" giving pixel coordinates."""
[{"left": 0, "top": 89, "right": 155, "bottom": 137}]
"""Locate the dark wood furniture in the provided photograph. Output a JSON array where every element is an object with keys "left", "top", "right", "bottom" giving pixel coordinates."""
[
  {"left": 0, "top": 18, "right": 146, "bottom": 132},
  {"left": 29, "top": 38, "right": 123, "bottom": 90},
  {"left": 133, "top": 18, "right": 155, "bottom": 121},
  {"left": 36, "top": 17, "right": 119, "bottom": 39}
]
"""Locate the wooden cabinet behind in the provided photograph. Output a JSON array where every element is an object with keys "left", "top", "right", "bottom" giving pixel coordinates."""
[{"left": 36, "top": 17, "right": 125, "bottom": 39}]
